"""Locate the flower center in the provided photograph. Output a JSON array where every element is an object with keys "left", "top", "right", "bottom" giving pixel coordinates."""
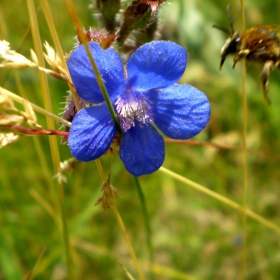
[{"left": 115, "top": 90, "right": 153, "bottom": 132}]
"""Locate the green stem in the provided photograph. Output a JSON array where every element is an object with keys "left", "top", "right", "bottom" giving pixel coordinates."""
[
  {"left": 40, "top": 0, "right": 81, "bottom": 112},
  {"left": 83, "top": 41, "right": 122, "bottom": 134},
  {"left": 112, "top": 204, "right": 146, "bottom": 280},
  {"left": 240, "top": 0, "right": 248, "bottom": 278},
  {"left": 160, "top": 167, "right": 280, "bottom": 235},
  {"left": 64, "top": 0, "right": 122, "bottom": 135},
  {"left": 26, "top": 1, "right": 73, "bottom": 278},
  {"left": 134, "top": 177, "right": 154, "bottom": 263}
]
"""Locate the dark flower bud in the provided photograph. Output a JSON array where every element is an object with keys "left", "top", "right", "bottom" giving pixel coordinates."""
[
  {"left": 95, "top": 0, "right": 121, "bottom": 32},
  {"left": 118, "top": 0, "right": 165, "bottom": 45}
]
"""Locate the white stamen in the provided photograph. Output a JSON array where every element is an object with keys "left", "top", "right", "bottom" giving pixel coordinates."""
[{"left": 115, "top": 93, "right": 153, "bottom": 132}]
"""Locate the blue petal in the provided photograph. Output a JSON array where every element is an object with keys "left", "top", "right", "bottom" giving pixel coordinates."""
[
  {"left": 150, "top": 84, "right": 211, "bottom": 139},
  {"left": 127, "top": 41, "right": 187, "bottom": 92},
  {"left": 67, "top": 42, "right": 126, "bottom": 103},
  {"left": 120, "top": 123, "right": 165, "bottom": 176},
  {"left": 68, "top": 105, "right": 116, "bottom": 161}
]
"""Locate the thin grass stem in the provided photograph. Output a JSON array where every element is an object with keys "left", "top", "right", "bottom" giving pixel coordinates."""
[
  {"left": 24, "top": 247, "right": 47, "bottom": 280},
  {"left": 240, "top": 0, "right": 248, "bottom": 278},
  {"left": 26, "top": 1, "right": 73, "bottom": 279},
  {"left": 0, "top": 87, "right": 71, "bottom": 127},
  {"left": 159, "top": 167, "right": 280, "bottom": 235},
  {"left": 63, "top": 0, "right": 122, "bottom": 135},
  {"left": 40, "top": 0, "right": 81, "bottom": 111},
  {"left": 111, "top": 204, "right": 146, "bottom": 280},
  {"left": 134, "top": 177, "right": 154, "bottom": 263},
  {"left": 0, "top": 6, "right": 7, "bottom": 42},
  {"left": 94, "top": 161, "right": 145, "bottom": 280},
  {"left": 13, "top": 30, "right": 61, "bottom": 231}
]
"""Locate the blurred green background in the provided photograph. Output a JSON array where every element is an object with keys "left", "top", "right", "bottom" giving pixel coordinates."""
[{"left": 1, "top": 0, "right": 280, "bottom": 279}]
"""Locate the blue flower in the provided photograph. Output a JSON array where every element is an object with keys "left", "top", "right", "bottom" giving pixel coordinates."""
[{"left": 67, "top": 41, "right": 210, "bottom": 176}]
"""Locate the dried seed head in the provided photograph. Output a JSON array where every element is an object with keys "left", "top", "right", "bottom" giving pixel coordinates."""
[
  {"left": 0, "top": 40, "right": 36, "bottom": 68},
  {"left": 0, "top": 132, "right": 19, "bottom": 148},
  {"left": 95, "top": 177, "right": 120, "bottom": 210},
  {"left": 43, "top": 42, "right": 70, "bottom": 81},
  {"left": 118, "top": 0, "right": 165, "bottom": 44}
]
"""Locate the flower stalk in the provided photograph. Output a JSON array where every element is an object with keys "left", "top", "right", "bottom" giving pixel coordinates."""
[
  {"left": 64, "top": 0, "right": 122, "bottom": 135},
  {"left": 0, "top": 125, "right": 69, "bottom": 137}
]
